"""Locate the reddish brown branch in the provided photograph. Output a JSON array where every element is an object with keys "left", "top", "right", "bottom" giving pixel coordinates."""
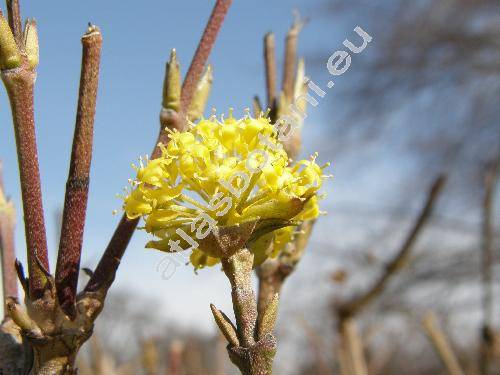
[
  {"left": 180, "top": 0, "right": 232, "bottom": 113},
  {"left": 6, "top": 0, "right": 22, "bottom": 47},
  {"left": 55, "top": 26, "right": 102, "bottom": 318},
  {"left": 2, "top": 66, "right": 49, "bottom": 299},
  {"left": 85, "top": 0, "right": 233, "bottom": 295},
  {"left": 338, "top": 175, "right": 446, "bottom": 318},
  {"left": 264, "top": 32, "right": 277, "bottom": 109},
  {"left": 0, "top": 162, "right": 17, "bottom": 303}
]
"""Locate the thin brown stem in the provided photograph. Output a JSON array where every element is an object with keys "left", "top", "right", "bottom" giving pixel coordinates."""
[
  {"left": 0, "top": 162, "right": 17, "bottom": 304},
  {"left": 6, "top": 0, "right": 22, "bottom": 47},
  {"left": 264, "top": 32, "right": 277, "bottom": 109},
  {"left": 282, "top": 19, "right": 301, "bottom": 101},
  {"left": 85, "top": 0, "right": 233, "bottom": 295},
  {"left": 479, "top": 160, "right": 497, "bottom": 375},
  {"left": 338, "top": 175, "right": 446, "bottom": 318},
  {"left": 481, "top": 160, "right": 497, "bottom": 330},
  {"left": 2, "top": 65, "right": 49, "bottom": 299},
  {"left": 180, "top": 0, "right": 232, "bottom": 113},
  {"left": 55, "top": 26, "right": 102, "bottom": 318}
]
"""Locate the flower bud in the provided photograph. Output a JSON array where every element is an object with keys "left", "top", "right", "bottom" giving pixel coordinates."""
[
  {"left": 24, "top": 19, "right": 39, "bottom": 69},
  {"left": 188, "top": 64, "right": 213, "bottom": 121},
  {"left": 162, "top": 49, "right": 181, "bottom": 112},
  {"left": 0, "top": 12, "right": 21, "bottom": 69}
]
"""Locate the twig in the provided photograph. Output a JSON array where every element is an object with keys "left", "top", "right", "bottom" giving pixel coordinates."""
[
  {"left": 85, "top": 0, "right": 233, "bottom": 295},
  {"left": 479, "top": 159, "right": 497, "bottom": 374},
  {"left": 180, "top": 0, "right": 232, "bottom": 114},
  {"left": 0, "top": 162, "right": 17, "bottom": 309},
  {"left": 338, "top": 317, "right": 368, "bottom": 375},
  {"left": 55, "top": 25, "right": 102, "bottom": 318},
  {"left": 256, "top": 219, "right": 314, "bottom": 316},
  {"left": 338, "top": 176, "right": 446, "bottom": 318},
  {"left": 167, "top": 340, "right": 184, "bottom": 375},
  {"left": 264, "top": 32, "right": 277, "bottom": 108},
  {"left": 422, "top": 312, "right": 464, "bottom": 375},
  {"left": 6, "top": 0, "right": 22, "bottom": 46},
  {"left": 2, "top": 57, "right": 49, "bottom": 299},
  {"left": 282, "top": 16, "right": 303, "bottom": 101}
]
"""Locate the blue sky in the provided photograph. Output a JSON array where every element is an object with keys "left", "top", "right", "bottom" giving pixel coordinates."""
[{"left": 0, "top": 0, "right": 384, "bottom": 334}]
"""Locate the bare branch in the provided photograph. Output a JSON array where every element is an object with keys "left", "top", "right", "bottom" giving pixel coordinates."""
[
  {"left": 282, "top": 16, "right": 303, "bottom": 101},
  {"left": 479, "top": 159, "right": 497, "bottom": 374},
  {"left": 338, "top": 317, "right": 368, "bottom": 375},
  {"left": 264, "top": 32, "right": 277, "bottom": 108},
  {"left": 2, "top": 61, "right": 49, "bottom": 299},
  {"left": 55, "top": 25, "right": 102, "bottom": 318},
  {"left": 180, "top": 0, "right": 232, "bottom": 113},
  {"left": 338, "top": 175, "right": 446, "bottom": 318}
]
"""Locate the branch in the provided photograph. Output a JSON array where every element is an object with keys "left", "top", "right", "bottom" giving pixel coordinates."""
[
  {"left": 180, "top": 0, "right": 232, "bottom": 113},
  {"left": 55, "top": 25, "right": 102, "bottom": 318},
  {"left": 338, "top": 317, "right": 368, "bottom": 375},
  {"left": 85, "top": 0, "right": 233, "bottom": 295},
  {"left": 422, "top": 312, "right": 464, "bottom": 375},
  {"left": 338, "top": 175, "right": 446, "bottom": 318},
  {"left": 5, "top": 0, "right": 22, "bottom": 46},
  {"left": 256, "top": 219, "right": 314, "bottom": 316},
  {"left": 0, "top": 161, "right": 17, "bottom": 310},
  {"left": 479, "top": 159, "right": 497, "bottom": 374},
  {"left": 264, "top": 32, "right": 277, "bottom": 109},
  {"left": 282, "top": 15, "right": 303, "bottom": 101},
  {"left": 481, "top": 160, "right": 497, "bottom": 329},
  {"left": 1, "top": 35, "right": 49, "bottom": 299}
]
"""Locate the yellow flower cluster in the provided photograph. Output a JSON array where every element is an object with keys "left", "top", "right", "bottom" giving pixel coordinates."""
[{"left": 123, "top": 112, "right": 327, "bottom": 269}]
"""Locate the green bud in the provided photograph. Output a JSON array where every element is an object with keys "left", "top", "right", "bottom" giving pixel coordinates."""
[
  {"left": 162, "top": 49, "right": 181, "bottom": 112},
  {"left": 0, "top": 13, "right": 21, "bottom": 69},
  {"left": 24, "top": 19, "right": 39, "bottom": 69},
  {"left": 187, "top": 64, "right": 213, "bottom": 121}
]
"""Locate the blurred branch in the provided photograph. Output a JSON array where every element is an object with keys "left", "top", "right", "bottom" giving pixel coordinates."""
[
  {"left": 0, "top": 161, "right": 17, "bottom": 312},
  {"left": 56, "top": 25, "right": 102, "bottom": 319},
  {"left": 422, "top": 312, "right": 464, "bottom": 375},
  {"left": 338, "top": 317, "right": 368, "bottom": 375},
  {"left": 338, "top": 176, "right": 446, "bottom": 318},
  {"left": 299, "top": 317, "right": 331, "bottom": 375},
  {"left": 480, "top": 159, "right": 498, "bottom": 374},
  {"left": 257, "top": 220, "right": 315, "bottom": 316},
  {"left": 282, "top": 14, "right": 303, "bottom": 101},
  {"left": 264, "top": 32, "right": 277, "bottom": 108}
]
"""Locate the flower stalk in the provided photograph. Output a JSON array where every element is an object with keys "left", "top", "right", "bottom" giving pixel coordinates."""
[{"left": 212, "top": 248, "right": 277, "bottom": 375}]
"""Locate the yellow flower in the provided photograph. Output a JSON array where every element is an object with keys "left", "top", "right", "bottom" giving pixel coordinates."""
[{"left": 123, "top": 111, "right": 328, "bottom": 270}]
